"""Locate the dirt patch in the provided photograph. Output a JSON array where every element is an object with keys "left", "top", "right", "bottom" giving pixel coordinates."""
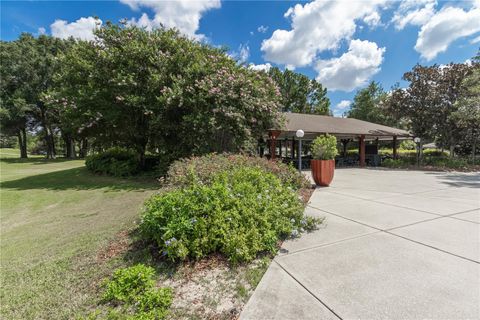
[
  {"left": 96, "top": 230, "right": 132, "bottom": 263},
  {"left": 160, "top": 255, "right": 270, "bottom": 320},
  {"left": 299, "top": 187, "right": 315, "bottom": 204}
]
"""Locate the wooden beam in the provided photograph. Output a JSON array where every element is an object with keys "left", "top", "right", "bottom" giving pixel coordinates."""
[
  {"left": 268, "top": 130, "right": 281, "bottom": 160},
  {"left": 393, "top": 136, "right": 398, "bottom": 160},
  {"left": 291, "top": 138, "right": 295, "bottom": 159},
  {"left": 359, "top": 135, "right": 366, "bottom": 167}
]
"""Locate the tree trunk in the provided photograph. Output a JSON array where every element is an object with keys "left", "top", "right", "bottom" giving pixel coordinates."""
[
  {"left": 45, "top": 126, "right": 56, "bottom": 159},
  {"left": 472, "top": 136, "right": 477, "bottom": 165},
  {"left": 418, "top": 141, "right": 423, "bottom": 165},
  {"left": 64, "top": 135, "right": 71, "bottom": 158},
  {"left": 79, "top": 138, "right": 88, "bottom": 158},
  {"left": 63, "top": 134, "right": 76, "bottom": 159},
  {"left": 17, "top": 129, "right": 28, "bottom": 159}
]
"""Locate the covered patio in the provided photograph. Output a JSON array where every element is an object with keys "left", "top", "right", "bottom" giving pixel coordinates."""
[{"left": 266, "top": 113, "right": 412, "bottom": 168}]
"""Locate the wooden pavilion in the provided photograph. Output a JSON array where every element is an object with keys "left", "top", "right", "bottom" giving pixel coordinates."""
[{"left": 267, "top": 113, "right": 412, "bottom": 168}]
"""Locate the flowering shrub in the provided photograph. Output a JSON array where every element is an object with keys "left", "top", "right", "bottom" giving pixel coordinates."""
[
  {"left": 85, "top": 147, "right": 139, "bottom": 176},
  {"left": 167, "top": 153, "right": 310, "bottom": 190},
  {"left": 140, "top": 167, "right": 320, "bottom": 264},
  {"left": 102, "top": 264, "right": 172, "bottom": 319}
]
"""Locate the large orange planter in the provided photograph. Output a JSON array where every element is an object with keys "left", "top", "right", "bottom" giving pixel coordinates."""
[{"left": 311, "top": 159, "right": 335, "bottom": 186}]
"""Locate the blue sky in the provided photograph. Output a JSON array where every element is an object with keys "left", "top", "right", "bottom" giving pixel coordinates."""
[{"left": 2, "top": 0, "right": 479, "bottom": 116}]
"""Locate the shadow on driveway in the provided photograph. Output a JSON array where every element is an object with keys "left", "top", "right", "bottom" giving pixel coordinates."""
[{"left": 424, "top": 171, "right": 480, "bottom": 188}]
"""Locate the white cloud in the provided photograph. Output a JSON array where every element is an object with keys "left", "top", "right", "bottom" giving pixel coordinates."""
[
  {"left": 363, "top": 11, "right": 381, "bottom": 27},
  {"left": 50, "top": 17, "right": 101, "bottom": 41},
  {"left": 391, "top": 0, "right": 436, "bottom": 30},
  {"left": 121, "top": 0, "right": 220, "bottom": 39},
  {"left": 336, "top": 100, "right": 351, "bottom": 110},
  {"left": 261, "top": 0, "right": 388, "bottom": 68},
  {"left": 38, "top": 27, "right": 46, "bottom": 35},
  {"left": 257, "top": 25, "right": 268, "bottom": 33},
  {"left": 249, "top": 63, "right": 272, "bottom": 71},
  {"left": 471, "top": 35, "right": 480, "bottom": 44},
  {"left": 414, "top": 4, "right": 480, "bottom": 60},
  {"left": 230, "top": 43, "right": 250, "bottom": 63},
  {"left": 315, "top": 39, "right": 385, "bottom": 92},
  {"left": 333, "top": 99, "right": 351, "bottom": 116},
  {"left": 237, "top": 44, "right": 250, "bottom": 63}
]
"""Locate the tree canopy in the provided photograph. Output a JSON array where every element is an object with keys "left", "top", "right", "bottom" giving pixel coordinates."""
[
  {"left": 268, "top": 67, "right": 331, "bottom": 115},
  {"left": 346, "top": 81, "right": 397, "bottom": 126},
  {"left": 48, "top": 23, "right": 282, "bottom": 166}
]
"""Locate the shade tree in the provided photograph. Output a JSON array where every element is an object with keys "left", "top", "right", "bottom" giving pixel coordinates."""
[
  {"left": 51, "top": 23, "right": 282, "bottom": 167},
  {"left": 268, "top": 67, "right": 331, "bottom": 115}
]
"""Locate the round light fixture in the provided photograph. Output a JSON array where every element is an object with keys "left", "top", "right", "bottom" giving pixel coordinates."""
[
  {"left": 296, "top": 129, "right": 305, "bottom": 138},
  {"left": 414, "top": 137, "right": 421, "bottom": 143}
]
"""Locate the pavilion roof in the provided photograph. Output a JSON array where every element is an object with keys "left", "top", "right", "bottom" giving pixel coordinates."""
[{"left": 276, "top": 112, "right": 412, "bottom": 139}]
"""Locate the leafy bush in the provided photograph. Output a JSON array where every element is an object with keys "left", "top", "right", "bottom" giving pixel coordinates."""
[
  {"left": 311, "top": 134, "right": 338, "bottom": 160},
  {"left": 424, "top": 156, "right": 469, "bottom": 169},
  {"left": 140, "top": 167, "right": 320, "bottom": 264},
  {"left": 102, "top": 264, "right": 172, "bottom": 319},
  {"left": 383, "top": 155, "right": 471, "bottom": 170},
  {"left": 382, "top": 158, "right": 411, "bottom": 168},
  {"left": 399, "top": 140, "right": 416, "bottom": 150},
  {"left": 103, "top": 264, "right": 155, "bottom": 303},
  {"left": 423, "top": 149, "right": 449, "bottom": 157},
  {"left": 167, "top": 153, "right": 310, "bottom": 190},
  {"left": 86, "top": 147, "right": 139, "bottom": 176}
]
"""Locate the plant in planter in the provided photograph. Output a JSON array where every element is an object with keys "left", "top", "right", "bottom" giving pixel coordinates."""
[{"left": 310, "top": 134, "right": 338, "bottom": 186}]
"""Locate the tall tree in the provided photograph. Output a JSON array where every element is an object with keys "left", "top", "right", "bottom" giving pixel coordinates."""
[
  {"left": 0, "top": 97, "right": 30, "bottom": 158},
  {"left": 450, "top": 62, "right": 480, "bottom": 162},
  {"left": 433, "top": 63, "right": 472, "bottom": 156},
  {"left": 387, "top": 65, "right": 442, "bottom": 155},
  {"left": 0, "top": 40, "right": 31, "bottom": 158},
  {"left": 386, "top": 63, "right": 474, "bottom": 160},
  {"left": 0, "top": 34, "right": 73, "bottom": 158},
  {"left": 52, "top": 23, "right": 281, "bottom": 166},
  {"left": 347, "top": 81, "right": 396, "bottom": 126},
  {"left": 268, "top": 67, "right": 331, "bottom": 115}
]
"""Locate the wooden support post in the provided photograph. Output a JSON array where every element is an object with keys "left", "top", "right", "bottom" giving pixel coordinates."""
[
  {"left": 392, "top": 136, "right": 398, "bottom": 160},
  {"left": 359, "top": 135, "right": 366, "bottom": 167},
  {"left": 268, "top": 130, "right": 281, "bottom": 160},
  {"left": 341, "top": 139, "right": 350, "bottom": 158},
  {"left": 291, "top": 138, "right": 295, "bottom": 159}
]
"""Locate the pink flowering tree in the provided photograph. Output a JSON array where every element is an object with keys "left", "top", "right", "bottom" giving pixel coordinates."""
[{"left": 52, "top": 23, "right": 282, "bottom": 168}]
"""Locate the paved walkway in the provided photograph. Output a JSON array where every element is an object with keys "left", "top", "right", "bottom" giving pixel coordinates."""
[{"left": 241, "top": 168, "right": 480, "bottom": 320}]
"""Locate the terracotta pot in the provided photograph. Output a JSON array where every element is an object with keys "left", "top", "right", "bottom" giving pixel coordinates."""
[{"left": 311, "top": 159, "right": 335, "bottom": 186}]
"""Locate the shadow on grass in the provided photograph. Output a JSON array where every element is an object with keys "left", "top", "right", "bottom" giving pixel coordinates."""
[
  {"left": 424, "top": 171, "right": 480, "bottom": 188},
  {"left": 0, "top": 157, "right": 75, "bottom": 165},
  {"left": 0, "top": 166, "right": 159, "bottom": 191}
]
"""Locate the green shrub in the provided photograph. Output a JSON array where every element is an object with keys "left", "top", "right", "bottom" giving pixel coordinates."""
[
  {"left": 423, "top": 156, "right": 469, "bottom": 168},
  {"left": 311, "top": 134, "right": 338, "bottom": 160},
  {"left": 399, "top": 140, "right": 416, "bottom": 150},
  {"left": 423, "top": 149, "right": 449, "bottom": 157},
  {"left": 136, "top": 288, "right": 173, "bottom": 314},
  {"left": 102, "top": 264, "right": 172, "bottom": 319},
  {"left": 140, "top": 167, "right": 320, "bottom": 264},
  {"left": 382, "top": 158, "right": 410, "bottom": 168},
  {"left": 86, "top": 147, "right": 139, "bottom": 176},
  {"left": 167, "top": 153, "right": 310, "bottom": 190},
  {"left": 103, "top": 264, "right": 156, "bottom": 304}
]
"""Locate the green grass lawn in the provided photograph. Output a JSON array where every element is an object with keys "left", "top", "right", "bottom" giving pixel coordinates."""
[{"left": 0, "top": 149, "right": 157, "bottom": 319}]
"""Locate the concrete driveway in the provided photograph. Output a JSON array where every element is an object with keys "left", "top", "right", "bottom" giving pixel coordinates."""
[{"left": 241, "top": 168, "right": 480, "bottom": 320}]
